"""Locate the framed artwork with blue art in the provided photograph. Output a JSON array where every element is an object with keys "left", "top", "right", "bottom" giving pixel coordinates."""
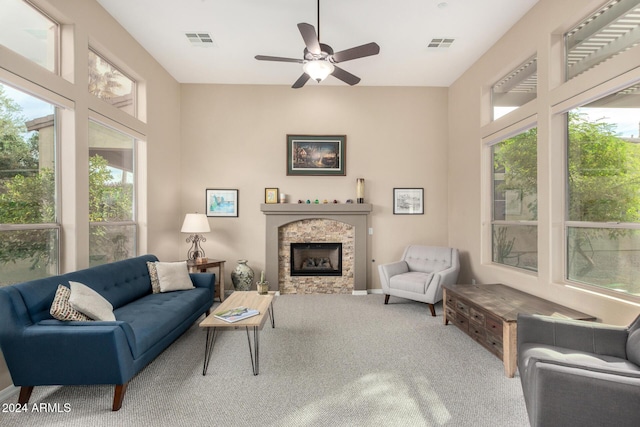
[{"left": 206, "top": 189, "right": 238, "bottom": 217}]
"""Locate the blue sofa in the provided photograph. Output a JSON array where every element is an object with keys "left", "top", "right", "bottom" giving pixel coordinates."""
[{"left": 0, "top": 255, "right": 215, "bottom": 411}]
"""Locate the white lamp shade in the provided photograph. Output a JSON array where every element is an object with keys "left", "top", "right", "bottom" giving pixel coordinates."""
[
  {"left": 303, "top": 60, "right": 335, "bottom": 82},
  {"left": 181, "top": 213, "right": 210, "bottom": 233}
]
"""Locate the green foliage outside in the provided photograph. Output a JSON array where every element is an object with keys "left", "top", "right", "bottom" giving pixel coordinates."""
[
  {"left": 494, "top": 127, "right": 538, "bottom": 219},
  {"left": 567, "top": 112, "right": 640, "bottom": 224},
  {"left": 495, "top": 113, "right": 640, "bottom": 223},
  {"left": 495, "top": 111, "right": 640, "bottom": 293},
  {"left": 1, "top": 85, "right": 133, "bottom": 277}
]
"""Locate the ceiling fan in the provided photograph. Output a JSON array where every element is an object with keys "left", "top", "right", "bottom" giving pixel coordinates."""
[{"left": 254, "top": 0, "right": 380, "bottom": 89}]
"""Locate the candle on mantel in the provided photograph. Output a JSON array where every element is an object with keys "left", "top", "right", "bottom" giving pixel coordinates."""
[
  {"left": 260, "top": 270, "right": 265, "bottom": 282},
  {"left": 356, "top": 178, "right": 365, "bottom": 204}
]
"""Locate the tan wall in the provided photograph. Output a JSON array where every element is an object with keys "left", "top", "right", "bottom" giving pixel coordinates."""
[
  {"left": 448, "top": 0, "right": 640, "bottom": 324},
  {"left": 180, "top": 85, "right": 450, "bottom": 289},
  {"left": 0, "top": 0, "right": 181, "bottom": 392}
]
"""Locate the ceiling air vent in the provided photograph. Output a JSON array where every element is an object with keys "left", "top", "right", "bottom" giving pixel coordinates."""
[
  {"left": 428, "top": 38, "right": 455, "bottom": 48},
  {"left": 185, "top": 32, "right": 216, "bottom": 47}
]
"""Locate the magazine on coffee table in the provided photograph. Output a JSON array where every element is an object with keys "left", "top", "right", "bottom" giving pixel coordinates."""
[{"left": 213, "top": 306, "right": 259, "bottom": 323}]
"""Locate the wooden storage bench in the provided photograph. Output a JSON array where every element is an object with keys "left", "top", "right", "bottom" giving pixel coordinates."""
[{"left": 443, "top": 283, "right": 596, "bottom": 377}]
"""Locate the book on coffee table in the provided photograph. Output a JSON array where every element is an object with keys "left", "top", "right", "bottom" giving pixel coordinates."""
[{"left": 213, "top": 306, "right": 259, "bottom": 323}]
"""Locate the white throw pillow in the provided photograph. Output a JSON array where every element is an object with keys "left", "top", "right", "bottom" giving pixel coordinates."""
[
  {"left": 68, "top": 281, "right": 116, "bottom": 321},
  {"left": 155, "top": 261, "right": 195, "bottom": 292}
]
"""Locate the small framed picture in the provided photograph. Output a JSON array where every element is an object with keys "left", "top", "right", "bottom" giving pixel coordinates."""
[
  {"left": 206, "top": 189, "right": 239, "bottom": 217},
  {"left": 265, "top": 188, "right": 279, "bottom": 204},
  {"left": 393, "top": 188, "right": 424, "bottom": 215}
]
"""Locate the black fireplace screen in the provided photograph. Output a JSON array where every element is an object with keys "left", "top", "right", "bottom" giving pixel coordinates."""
[{"left": 290, "top": 242, "right": 342, "bottom": 276}]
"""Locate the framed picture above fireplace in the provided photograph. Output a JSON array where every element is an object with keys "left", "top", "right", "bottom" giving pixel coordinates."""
[
  {"left": 206, "top": 189, "right": 239, "bottom": 217},
  {"left": 287, "top": 135, "right": 346, "bottom": 176},
  {"left": 393, "top": 188, "right": 424, "bottom": 215}
]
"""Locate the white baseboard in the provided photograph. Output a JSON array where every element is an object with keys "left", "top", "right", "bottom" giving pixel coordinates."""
[
  {"left": 0, "top": 385, "right": 18, "bottom": 402},
  {"left": 352, "top": 290, "right": 367, "bottom": 296}
]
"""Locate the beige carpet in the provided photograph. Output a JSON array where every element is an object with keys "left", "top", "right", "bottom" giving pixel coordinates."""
[{"left": 0, "top": 294, "right": 529, "bottom": 426}]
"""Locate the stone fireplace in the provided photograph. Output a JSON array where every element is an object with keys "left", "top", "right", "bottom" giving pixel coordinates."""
[{"left": 261, "top": 204, "right": 372, "bottom": 294}]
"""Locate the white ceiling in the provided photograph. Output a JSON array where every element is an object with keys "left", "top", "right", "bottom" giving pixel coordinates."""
[{"left": 96, "top": 0, "right": 539, "bottom": 87}]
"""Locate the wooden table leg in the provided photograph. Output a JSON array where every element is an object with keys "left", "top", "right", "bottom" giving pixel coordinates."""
[
  {"left": 503, "top": 321, "right": 518, "bottom": 378},
  {"left": 442, "top": 289, "right": 449, "bottom": 325},
  {"left": 219, "top": 263, "right": 225, "bottom": 302}
]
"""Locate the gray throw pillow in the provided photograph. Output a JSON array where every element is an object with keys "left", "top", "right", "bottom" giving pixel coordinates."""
[{"left": 155, "top": 261, "right": 195, "bottom": 292}]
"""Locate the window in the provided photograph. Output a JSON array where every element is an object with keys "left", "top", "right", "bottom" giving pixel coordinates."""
[
  {"left": 88, "top": 121, "right": 136, "bottom": 266},
  {"left": 566, "top": 83, "right": 640, "bottom": 296},
  {"left": 88, "top": 49, "right": 136, "bottom": 116},
  {"left": 565, "top": 0, "right": 640, "bottom": 81},
  {"left": 0, "top": 0, "right": 58, "bottom": 73},
  {"left": 491, "top": 127, "right": 538, "bottom": 271},
  {"left": 492, "top": 56, "right": 537, "bottom": 120},
  {"left": 0, "top": 83, "right": 58, "bottom": 286}
]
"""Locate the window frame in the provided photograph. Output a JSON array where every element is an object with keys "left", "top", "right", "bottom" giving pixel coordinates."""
[
  {"left": 87, "top": 117, "right": 139, "bottom": 266},
  {"left": 488, "top": 124, "right": 539, "bottom": 273},
  {"left": 88, "top": 47, "right": 138, "bottom": 118},
  {"left": 491, "top": 55, "right": 538, "bottom": 121},
  {"left": 0, "top": 82, "right": 62, "bottom": 284},
  {"left": 561, "top": 82, "right": 640, "bottom": 299}
]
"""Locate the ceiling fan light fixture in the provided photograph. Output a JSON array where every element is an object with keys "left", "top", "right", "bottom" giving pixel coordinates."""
[{"left": 303, "top": 60, "right": 335, "bottom": 82}]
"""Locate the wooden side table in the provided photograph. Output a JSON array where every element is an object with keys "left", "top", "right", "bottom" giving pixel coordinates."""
[{"left": 187, "top": 259, "right": 226, "bottom": 302}]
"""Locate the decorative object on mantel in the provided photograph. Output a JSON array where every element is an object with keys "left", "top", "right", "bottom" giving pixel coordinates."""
[
  {"left": 346, "top": 199, "right": 353, "bottom": 203},
  {"left": 280, "top": 193, "right": 286, "bottom": 203},
  {"left": 256, "top": 270, "right": 269, "bottom": 295},
  {"left": 286, "top": 135, "right": 346, "bottom": 176},
  {"left": 356, "top": 178, "right": 365, "bottom": 203},
  {"left": 393, "top": 188, "right": 424, "bottom": 215},
  {"left": 181, "top": 213, "right": 210, "bottom": 262},
  {"left": 231, "top": 260, "right": 254, "bottom": 291},
  {"left": 206, "top": 189, "right": 239, "bottom": 217},
  {"left": 265, "top": 188, "right": 279, "bottom": 204}
]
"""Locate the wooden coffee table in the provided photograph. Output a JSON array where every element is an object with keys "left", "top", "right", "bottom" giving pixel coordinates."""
[
  {"left": 199, "top": 291, "right": 275, "bottom": 376},
  {"left": 443, "top": 283, "right": 596, "bottom": 377}
]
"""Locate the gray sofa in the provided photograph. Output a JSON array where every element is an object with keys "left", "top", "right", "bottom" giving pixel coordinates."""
[{"left": 517, "top": 313, "right": 640, "bottom": 427}]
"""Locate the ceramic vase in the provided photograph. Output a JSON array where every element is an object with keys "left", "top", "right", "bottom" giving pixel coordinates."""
[{"left": 231, "top": 259, "right": 254, "bottom": 291}]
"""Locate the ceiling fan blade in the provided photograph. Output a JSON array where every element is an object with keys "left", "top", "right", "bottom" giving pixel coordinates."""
[
  {"left": 292, "top": 73, "right": 311, "bottom": 89},
  {"left": 331, "top": 66, "right": 361, "bottom": 86},
  {"left": 255, "top": 55, "right": 303, "bottom": 63},
  {"left": 332, "top": 42, "right": 380, "bottom": 63},
  {"left": 297, "top": 23, "right": 321, "bottom": 55}
]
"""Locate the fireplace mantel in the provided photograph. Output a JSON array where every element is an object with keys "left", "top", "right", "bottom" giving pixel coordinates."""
[
  {"left": 260, "top": 203, "right": 373, "bottom": 215},
  {"left": 261, "top": 203, "right": 372, "bottom": 294}
]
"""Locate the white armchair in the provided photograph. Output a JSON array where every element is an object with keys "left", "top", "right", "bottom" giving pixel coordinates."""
[{"left": 378, "top": 245, "right": 460, "bottom": 316}]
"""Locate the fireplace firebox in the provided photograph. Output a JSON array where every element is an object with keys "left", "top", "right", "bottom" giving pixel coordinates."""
[{"left": 290, "top": 243, "right": 342, "bottom": 276}]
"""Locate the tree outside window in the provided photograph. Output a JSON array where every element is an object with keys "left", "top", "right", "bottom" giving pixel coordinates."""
[
  {"left": 0, "top": 84, "right": 58, "bottom": 286},
  {"left": 566, "top": 93, "right": 640, "bottom": 296},
  {"left": 491, "top": 127, "right": 538, "bottom": 271}
]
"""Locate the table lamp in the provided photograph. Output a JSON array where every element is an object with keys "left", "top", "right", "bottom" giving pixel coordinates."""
[{"left": 181, "top": 213, "right": 210, "bottom": 262}]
